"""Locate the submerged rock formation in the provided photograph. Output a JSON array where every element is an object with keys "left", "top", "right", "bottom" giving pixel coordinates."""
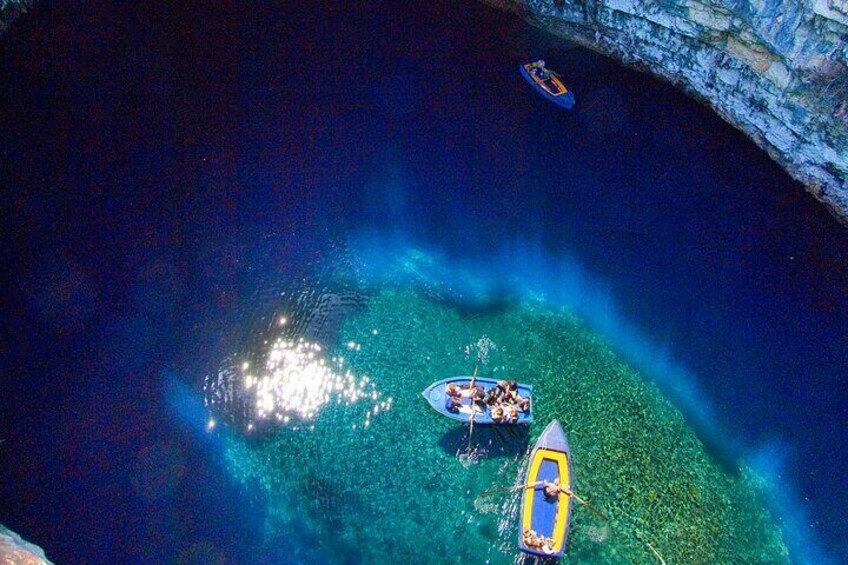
[
  {"left": 483, "top": 0, "right": 848, "bottom": 224},
  {"left": 0, "top": 524, "right": 54, "bottom": 565}
]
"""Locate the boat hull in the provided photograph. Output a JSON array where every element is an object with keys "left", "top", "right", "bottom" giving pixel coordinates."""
[
  {"left": 518, "top": 420, "right": 573, "bottom": 558},
  {"left": 421, "top": 376, "right": 533, "bottom": 424},
  {"left": 520, "top": 63, "right": 576, "bottom": 110}
]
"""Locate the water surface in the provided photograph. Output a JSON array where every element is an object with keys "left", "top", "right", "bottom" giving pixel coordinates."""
[{"left": 1, "top": 0, "right": 847, "bottom": 562}]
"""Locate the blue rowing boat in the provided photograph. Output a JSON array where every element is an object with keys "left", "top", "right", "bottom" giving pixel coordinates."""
[
  {"left": 519, "top": 60, "right": 576, "bottom": 110},
  {"left": 518, "top": 420, "right": 573, "bottom": 558},
  {"left": 421, "top": 377, "right": 533, "bottom": 424}
]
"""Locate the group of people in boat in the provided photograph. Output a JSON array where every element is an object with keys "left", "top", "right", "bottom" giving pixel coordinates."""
[
  {"left": 444, "top": 380, "right": 530, "bottom": 423},
  {"left": 434, "top": 375, "right": 577, "bottom": 557},
  {"left": 522, "top": 528, "right": 556, "bottom": 555}
]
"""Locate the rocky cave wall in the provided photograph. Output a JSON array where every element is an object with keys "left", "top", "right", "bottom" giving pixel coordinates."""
[
  {"left": 482, "top": 0, "right": 848, "bottom": 224},
  {"left": 0, "top": 525, "right": 53, "bottom": 565},
  {"left": 0, "top": 0, "right": 32, "bottom": 34}
]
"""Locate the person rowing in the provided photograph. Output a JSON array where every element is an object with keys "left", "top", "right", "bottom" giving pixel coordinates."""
[
  {"left": 543, "top": 477, "right": 565, "bottom": 498},
  {"left": 470, "top": 387, "right": 487, "bottom": 412},
  {"left": 485, "top": 380, "right": 507, "bottom": 403},
  {"left": 460, "top": 384, "right": 484, "bottom": 399},
  {"left": 531, "top": 59, "right": 555, "bottom": 81}
]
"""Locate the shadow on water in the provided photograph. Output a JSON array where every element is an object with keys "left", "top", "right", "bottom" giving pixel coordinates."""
[
  {"left": 438, "top": 424, "right": 531, "bottom": 459},
  {"left": 303, "top": 474, "right": 368, "bottom": 548},
  {"left": 444, "top": 291, "right": 518, "bottom": 320}
]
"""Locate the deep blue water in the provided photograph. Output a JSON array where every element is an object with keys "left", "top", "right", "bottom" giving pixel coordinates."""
[{"left": 1, "top": 0, "right": 847, "bottom": 563}]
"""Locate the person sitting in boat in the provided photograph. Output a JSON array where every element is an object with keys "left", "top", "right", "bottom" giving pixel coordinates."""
[
  {"left": 445, "top": 395, "right": 462, "bottom": 413},
  {"left": 503, "top": 385, "right": 525, "bottom": 406},
  {"left": 490, "top": 382, "right": 508, "bottom": 402},
  {"left": 490, "top": 405, "right": 505, "bottom": 423},
  {"left": 503, "top": 404, "right": 519, "bottom": 423},
  {"left": 471, "top": 387, "right": 487, "bottom": 411},
  {"left": 459, "top": 384, "right": 484, "bottom": 398},
  {"left": 543, "top": 477, "right": 566, "bottom": 498},
  {"left": 523, "top": 529, "right": 554, "bottom": 553},
  {"left": 517, "top": 396, "right": 531, "bottom": 412},
  {"left": 522, "top": 529, "right": 540, "bottom": 548},
  {"left": 445, "top": 383, "right": 462, "bottom": 397},
  {"left": 532, "top": 60, "right": 554, "bottom": 81},
  {"left": 485, "top": 386, "right": 500, "bottom": 406}
]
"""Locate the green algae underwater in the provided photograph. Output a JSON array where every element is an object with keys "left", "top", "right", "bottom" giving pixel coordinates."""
[{"left": 223, "top": 289, "right": 788, "bottom": 564}]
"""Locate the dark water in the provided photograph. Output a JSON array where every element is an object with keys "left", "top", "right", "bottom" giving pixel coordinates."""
[{"left": 2, "top": 0, "right": 847, "bottom": 563}]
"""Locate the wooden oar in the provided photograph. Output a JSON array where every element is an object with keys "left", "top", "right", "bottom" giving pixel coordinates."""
[
  {"left": 465, "top": 365, "right": 480, "bottom": 451},
  {"left": 479, "top": 481, "right": 542, "bottom": 498},
  {"left": 467, "top": 411, "right": 476, "bottom": 451},
  {"left": 635, "top": 531, "right": 666, "bottom": 565},
  {"left": 479, "top": 481, "right": 609, "bottom": 521},
  {"left": 562, "top": 487, "right": 609, "bottom": 521},
  {"left": 647, "top": 541, "right": 666, "bottom": 565}
]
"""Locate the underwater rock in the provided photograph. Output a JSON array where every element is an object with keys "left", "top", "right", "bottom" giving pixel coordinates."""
[
  {"left": 0, "top": 0, "right": 33, "bottom": 34},
  {"left": 0, "top": 524, "right": 54, "bottom": 565},
  {"left": 482, "top": 0, "right": 848, "bottom": 225}
]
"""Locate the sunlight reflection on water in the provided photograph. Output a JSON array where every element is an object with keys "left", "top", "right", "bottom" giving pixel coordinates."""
[
  {"left": 204, "top": 311, "right": 392, "bottom": 432},
  {"left": 247, "top": 338, "right": 387, "bottom": 421}
]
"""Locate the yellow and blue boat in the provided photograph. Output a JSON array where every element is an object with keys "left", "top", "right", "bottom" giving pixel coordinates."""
[
  {"left": 518, "top": 420, "right": 573, "bottom": 558},
  {"left": 520, "top": 60, "right": 576, "bottom": 110}
]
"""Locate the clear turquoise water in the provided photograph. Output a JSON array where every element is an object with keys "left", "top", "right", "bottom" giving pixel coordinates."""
[{"left": 209, "top": 254, "right": 788, "bottom": 564}]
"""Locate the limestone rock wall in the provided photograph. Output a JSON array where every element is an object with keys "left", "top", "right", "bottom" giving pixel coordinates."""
[
  {"left": 0, "top": 0, "right": 32, "bottom": 34},
  {"left": 0, "top": 525, "right": 54, "bottom": 565},
  {"left": 483, "top": 0, "right": 848, "bottom": 224}
]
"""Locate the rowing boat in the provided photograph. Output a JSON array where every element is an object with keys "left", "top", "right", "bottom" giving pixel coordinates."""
[
  {"left": 518, "top": 420, "right": 573, "bottom": 558},
  {"left": 519, "top": 60, "right": 576, "bottom": 110},
  {"left": 421, "top": 377, "right": 533, "bottom": 424}
]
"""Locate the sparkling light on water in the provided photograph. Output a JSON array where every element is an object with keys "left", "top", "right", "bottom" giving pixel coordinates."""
[{"left": 240, "top": 338, "right": 386, "bottom": 422}]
